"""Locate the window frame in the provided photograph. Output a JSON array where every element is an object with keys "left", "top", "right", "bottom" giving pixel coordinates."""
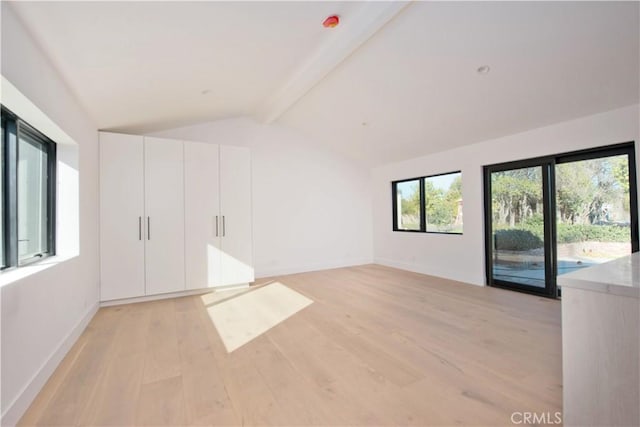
[
  {"left": 392, "top": 170, "right": 463, "bottom": 235},
  {"left": 1, "top": 115, "right": 6, "bottom": 269},
  {"left": 391, "top": 177, "right": 425, "bottom": 233},
  {"left": 1, "top": 106, "right": 56, "bottom": 270}
]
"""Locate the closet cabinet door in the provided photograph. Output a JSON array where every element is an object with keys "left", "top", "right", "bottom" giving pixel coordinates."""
[
  {"left": 219, "top": 145, "right": 254, "bottom": 286},
  {"left": 99, "top": 132, "right": 145, "bottom": 301},
  {"left": 144, "top": 137, "right": 185, "bottom": 295},
  {"left": 184, "top": 141, "right": 221, "bottom": 289}
]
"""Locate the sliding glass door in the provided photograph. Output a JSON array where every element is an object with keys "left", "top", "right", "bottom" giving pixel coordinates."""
[
  {"left": 555, "top": 152, "right": 637, "bottom": 279},
  {"left": 484, "top": 143, "right": 638, "bottom": 297},
  {"left": 486, "top": 161, "right": 555, "bottom": 295}
]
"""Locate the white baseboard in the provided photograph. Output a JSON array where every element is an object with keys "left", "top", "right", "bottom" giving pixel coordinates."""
[
  {"left": 255, "top": 257, "right": 373, "bottom": 279},
  {"left": 1, "top": 303, "right": 99, "bottom": 427},
  {"left": 100, "top": 286, "right": 232, "bottom": 307},
  {"left": 212, "top": 283, "right": 250, "bottom": 292},
  {"left": 374, "top": 257, "right": 483, "bottom": 286}
]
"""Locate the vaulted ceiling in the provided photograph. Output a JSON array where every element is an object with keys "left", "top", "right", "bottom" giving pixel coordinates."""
[{"left": 6, "top": 1, "right": 639, "bottom": 165}]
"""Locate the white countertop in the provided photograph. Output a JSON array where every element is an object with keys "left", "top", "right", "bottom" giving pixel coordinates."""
[{"left": 558, "top": 253, "right": 640, "bottom": 298}]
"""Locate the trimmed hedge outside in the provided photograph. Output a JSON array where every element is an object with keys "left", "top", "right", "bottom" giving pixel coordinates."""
[
  {"left": 495, "top": 224, "right": 629, "bottom": 251},
  {"left": 494, "top": 229, "right": 543, "bottom": 251}
]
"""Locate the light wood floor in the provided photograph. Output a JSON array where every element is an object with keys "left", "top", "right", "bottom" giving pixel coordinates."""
[{"left": 19, "top": 265, "right": 562, "bottom": 426}]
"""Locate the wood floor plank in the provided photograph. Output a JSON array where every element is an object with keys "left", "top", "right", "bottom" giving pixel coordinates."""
[
  {"left": 135, "top": 375, "right": 186, "bottom": 426},
  {"left": 17, "top": 331, "right": 91, "bottom": 426},
  {"left": 264, "top": 318, "right": 337, "bottom": 389},
  {"left": 180, "top": 348, "right": 238, "bottom": 426},
  {"left": 295, "top": 274, "right": 560, "bottom": 409},
  {"left": 251, "top": 330, "right": 352, "bottom": 426},
  {"left": 113, "top": 303, "right": 151, "bottom": 357},
  {"left": 176, "top": 304, "right": 239, "bottom": 426},
  {"left": 175, "top": 306, "right": 213, "bottom": 356},
  {"left": 19, "top": 264, "right": 562, "bottom": 426},
  {"left": 78, "top": 352, "right": 144, "bottom": 426},
  {"left": 142, "top": 299, "right": 181, "bottom": 384},
  {"left": 303, "top": 304, "right": 424, "bottom": 387},
  {"left": 189, "top": 294, "right": 251, "bottom": 424},
  {"left": 225, "top": 344, "right": 288, "bottom": 425},
  {"left": 290, "top": 267, "right": 559, "bottom": 394},
  {"left": 26, "top": 307, "right": 126, "bottom": 426}
]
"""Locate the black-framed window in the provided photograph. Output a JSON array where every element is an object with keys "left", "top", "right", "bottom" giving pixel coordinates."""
[
  {"left": 392, "top": 178, "right": 423, "bottom": 231},
  {"left": 392, "top": 171, "right": 463, "bottom": 234},
  {"left": 1, "top": 106, "right": 56, "bottom": 269}
]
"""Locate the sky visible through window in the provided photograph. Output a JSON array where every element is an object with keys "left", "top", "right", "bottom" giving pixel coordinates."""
[{"left": 429, "top": 173, "right": 458, "bottom": 191}]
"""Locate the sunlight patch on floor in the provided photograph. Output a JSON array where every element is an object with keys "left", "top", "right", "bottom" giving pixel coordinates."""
[{"left": 204, "top": 282, "right": 313, "bottom": 353}]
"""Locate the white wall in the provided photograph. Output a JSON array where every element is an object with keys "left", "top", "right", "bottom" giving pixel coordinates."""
[
  {"left": 152, "top": 118, "right": 373, "bottom": 277},
  {"left": 1, "top": 4, "right": 100, "bottom": 425},
  {"left": 372, "top": 104, "right": 640, "bottom": 286}
]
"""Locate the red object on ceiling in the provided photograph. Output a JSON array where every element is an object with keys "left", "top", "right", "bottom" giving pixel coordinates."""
[{"left": 323, "top": 15, "right": 340, "bottom": 28}]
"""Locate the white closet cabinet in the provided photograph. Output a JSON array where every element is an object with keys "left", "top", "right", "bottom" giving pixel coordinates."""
[
  {"left": 184, "top": 141, "right": 222, "bottom": 289},
  {"left": 144, "top": 137, "right": 185, "bottom": 295},
  {"left": 99, "top": 133, "right": 185, "bottom": 301},
  {"left": 184, "top": 142, "right": 253, "bottom": 289},
  {"left": 219, "top": 145, "right": 254, "bottom": 286},
  {"left": 99, "top": 133, "right": 146, "bottom": 301}
]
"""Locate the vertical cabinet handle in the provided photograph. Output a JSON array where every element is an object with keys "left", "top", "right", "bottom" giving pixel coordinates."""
[
  {"left": 139, "top": 217, "right": 142, "bottom": 240},
  {"left": 215, "top": 216, "right": 219, "bottom": 237},
  {"left": 222, "top": 216, "right": 226, "bottom": 237},
  {"left": 147, "top": 217, "right": 151, "bottom": 240}
]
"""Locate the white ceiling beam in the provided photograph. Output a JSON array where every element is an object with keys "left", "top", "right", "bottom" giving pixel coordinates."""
[{"left": 254, "top": 1, "right": 412, "bottom": 124}]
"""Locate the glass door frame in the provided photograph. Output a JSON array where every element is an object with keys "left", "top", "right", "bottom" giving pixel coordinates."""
[
  {"left": 483, "top": 141, "right": 639, "bottom": 298},
  {"left": 484, "top": 158, "right": 557, "bottom": 297}
]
